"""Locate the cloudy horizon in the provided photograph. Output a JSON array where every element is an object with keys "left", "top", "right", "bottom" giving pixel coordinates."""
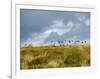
[{"left": 20, "top": 9, "right": 90, "bottom": 46}]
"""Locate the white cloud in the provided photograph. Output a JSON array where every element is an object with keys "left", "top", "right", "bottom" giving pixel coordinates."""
[
  {"left": 51, "top": 19, "right": 65, "bottom": 28},
  {"left": 44, "top": 20, "right": 81, "bottom": 36},
  {"left": 77, "top": 15, "right": 90, "bottom": 27},
  {"left": 85, "top": 19, "right": 90, "bottom": 26},
  {"left": 78, "top": 15, "right": 86, "bottom": 22},
  {"left": 31, "top": 32, "right": 49, "bottom": 43},
  {"left": 67, "top": 21, "right": 74, "bottom": 28},
  {"left": 45, "top": 20, "right": 77, "bottom": 35},
  {"left": 21, "top": 32, "right": 50, "bottom": 46},
  {"left": 44, "top": 28, "right": 70, "bottom": 35}
]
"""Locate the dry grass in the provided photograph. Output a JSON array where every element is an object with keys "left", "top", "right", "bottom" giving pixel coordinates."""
[{"left": 20, "top": 44, "right": 90, "bottom": 69}]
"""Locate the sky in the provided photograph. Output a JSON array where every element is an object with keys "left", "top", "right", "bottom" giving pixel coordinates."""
[{"left": 20, "top": 9, "right": 90, "bottom": 46}]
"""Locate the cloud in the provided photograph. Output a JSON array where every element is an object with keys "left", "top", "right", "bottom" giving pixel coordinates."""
[
  {"left": 20, "top": 9, "right": 90, "bottom": 45},
  {"left": 44, "top": 20, "right": 73, "bottom": 35},
  {"left": 78, "top": 15, "right": 86, "bottom": 22},
  {"left": 31, "top": 32, "right": 49, "bottom": 42},
  {"left": 85, "top": 19, "right": 90, "bottom": 26},
  {"left": 67, "top": 21, "right": 74, "bottom": 28},
  {"left": 51, "top": 19, "right": 65, "bottom": 28},
  {"left": 76, "top": 13, "right": 90, "bottom": 27},
  {"left": 21, "top": 19, "right": 77, "bottom": 45},
  {"left": 44, "top": 19, "right": 80, "bottom": 36}
]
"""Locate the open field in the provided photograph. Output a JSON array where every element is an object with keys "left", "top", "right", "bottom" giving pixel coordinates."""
[{"left": 20, "top": 44, "right": 90, "bottom": 69}]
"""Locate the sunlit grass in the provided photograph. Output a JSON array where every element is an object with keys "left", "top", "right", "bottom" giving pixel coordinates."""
[{"left": 20, "top": 44, "right": 90, "bottom": 69}]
